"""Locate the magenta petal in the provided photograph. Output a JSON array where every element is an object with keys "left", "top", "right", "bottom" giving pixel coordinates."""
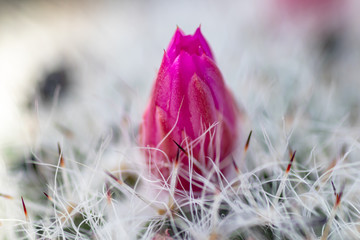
[
  {"left": 187, "top": 74, "right": 217, "bottom": 135},
  {"left": 168, "top": 51, "right": 196, "bottom": 116},
  {"left": 166, "top": 27, "right": 185, "bottom": 63},
  {"left": 194, "top": 27, "right": 214, "bottom": 61}
]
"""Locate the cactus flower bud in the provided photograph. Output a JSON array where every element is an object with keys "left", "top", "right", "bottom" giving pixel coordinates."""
[{"left": 140, "top": 27, "right": 241, "bottom": 194}]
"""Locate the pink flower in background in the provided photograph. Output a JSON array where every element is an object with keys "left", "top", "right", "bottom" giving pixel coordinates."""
[
  {"left": 278, "top": 0, "right": 340, "bottom": 15},
  {"left": 140, "top": 27, "right": 241, "bottom": 194},
  {"left": 273, "top": 0, "right": 347, "bottom": 33}
]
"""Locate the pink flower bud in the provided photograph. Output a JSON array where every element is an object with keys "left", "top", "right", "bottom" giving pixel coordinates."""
[{"left": 140, "top": 27, "right": 241, "bottom": 194}]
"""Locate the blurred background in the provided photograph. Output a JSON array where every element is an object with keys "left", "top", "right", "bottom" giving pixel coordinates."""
[
  {"left": 1, "top": 0, "right": 360, "bottom": 237},
  {"left": 0, "top": 0, "right": 358, "bottom": 159}
]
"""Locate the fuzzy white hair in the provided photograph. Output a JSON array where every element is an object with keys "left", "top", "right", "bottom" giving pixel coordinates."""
[{"left": 1, "top": 1, "right": 360, "bottom": 239}]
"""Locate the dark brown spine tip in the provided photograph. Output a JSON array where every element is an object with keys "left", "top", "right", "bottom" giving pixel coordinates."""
[
  {"left": 336, "top": 192, "right": 342, "bottom": 206},
  {"left": 232, "top": 157, "right": 240, "bottom": 174},
  {"left": 43, "top": 192, "right": 53, "bottom": 201},
  {"left": 173, "top": 140, "right": 188, "bottom": 155},
  {"left": 175, "top": 148, "right": 180, "bottom": 166},
  {"left": 105, "top": 170, "right": 123, "bottom": 185},
  {"left": 335, "top": 184, "right": 345, "bottom": 207},
  {"left": 245, "top": 130, "right": 253, "bottom": 152},
  {"left": 286, "top": 150, "right": 296, "bottom": 173},
  {"left": 21, "top": 196, "right": 28, "bottom": 220},
  {"left": 57, "top": 142, "right": 62, "bottom": 156},
  {"left": 331, "top": 181, "right": 337, "bottom": 196}
]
